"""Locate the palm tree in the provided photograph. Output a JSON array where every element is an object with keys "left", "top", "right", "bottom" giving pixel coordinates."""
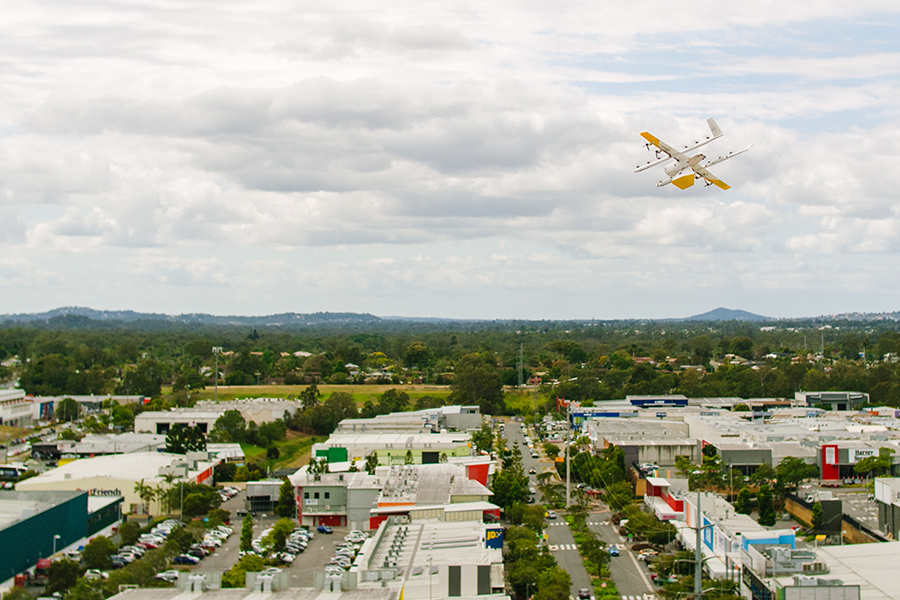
[{"left": 133, "top": 479, "right": 157, "bottom": 516}]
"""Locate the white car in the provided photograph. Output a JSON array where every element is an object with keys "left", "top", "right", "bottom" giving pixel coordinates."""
[{"left": 155, "top": 570, "right": 180, "bottom": 583}]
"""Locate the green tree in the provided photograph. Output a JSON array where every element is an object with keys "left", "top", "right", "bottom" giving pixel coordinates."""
[
  {"left": 471, "top": 424, "right": 494, "bottom": 454},
  {"left": 165, "top": 526, "right": 196, "bottom": 553},
  {"left": 364, "top": 451, "right": 379, "bottom": 474},
  {"left": 56, "top": 397, "right": 81, "bottom": 422},
  {"left": 2, "top": 586, "right": 34, "bottom": 600},
  {"left": 133, "top": 478, "right": 156, "bottom": 515},
  {"left": 491, "top": 468, "right": 530, "bottom": 510},
  {"left": 299, "top": 384, "right": 322, "bottom": 410},
  {"left": 46, "top": 558, "right": 80, "bottom": 594},
  {"left": 776, "top": 457, "right": 819, "bottom": 491},
  {"left": 119, "top": 520, "right": 142, "bottom": 546},
  {"left": 404, "top": 449, "right": 414, "bottom": 464},
  {"left": 240, "top": 513, "right": 253, "bottom": 552},
  {"left": 855, "top": 447, "right": 895, "bottom": 478},
  {"left": 534, "top": 565, "right": 571, "bottom": 600},
  {"left": 811, "top": 501, "right": 824, "bottom": 530},
  {"left": 165, "top": 425, "right": 207, "bottom": 453},
  {"left": 542, "top": 442, "right": 560, "bottom": 459},
  {"left": 734, "top": 488, "right": 753, "bottom": 515},
  {"left": 64, "top": 579, "right": 102, "bottom": 600},
  {"left": 222, "top": 554, "right": 266, "bottom": 588},
  {"left": 604, "top": 480, "right": 633, "bottom": 511},
  {"left": 757, "top": 484, "right": 777, "bottom": 527},
  {"left": 449, "top": 353, "right": 505, "bottom": 416},
  {"left": 81, "top": 535, "right": 117, "bottom": 570},
  {"left": 211, "top": 410, "right": 247, "bottom": 443},
  {"left": 275, "top": 478, "right": 296, "bottom": 518}
]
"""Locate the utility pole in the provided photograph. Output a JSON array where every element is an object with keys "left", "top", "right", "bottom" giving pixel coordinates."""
[
  {"left": 695, "top": 492, "right": 703, "bottom": 600},
  {"left": 212, "top": 347, "right": 222, "bottom": 402},
  {"left": 517, "top": 344, "right": 524, "bottom": 388},
  {"left": 566, "top": 402, "right": 571, "bottom": 509}
]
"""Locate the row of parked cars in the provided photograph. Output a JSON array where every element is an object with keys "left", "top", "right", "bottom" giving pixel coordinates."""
[
  {"left": 325, "top": 530, "right": 368, "bottom": 576},
  {"left": 111, "top": 519, "right": 184, "bottom": 569},
  {"left": 241, "top": 524, "right": 315, "bottom": 564},
  {"left": 219, "top": 486, "right": 240, "bottom": 503}
]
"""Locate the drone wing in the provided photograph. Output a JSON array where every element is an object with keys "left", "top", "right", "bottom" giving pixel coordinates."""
[
  {"left": 703, "top": 144, "right": 752, "bottom": 169},
  {"left": 634, "top": 118, "right": 724, "bottom": 173},
  {"left": 691, "top": 164, "right": 730, "bottom": 190}
]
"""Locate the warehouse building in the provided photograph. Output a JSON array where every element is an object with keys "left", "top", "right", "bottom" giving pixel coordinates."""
[
  {"left": 0, "top": 490, "right": 121, "bottom": 586},
  {"left": 16, "top": 451, "right": 216, "bottom": 515}
]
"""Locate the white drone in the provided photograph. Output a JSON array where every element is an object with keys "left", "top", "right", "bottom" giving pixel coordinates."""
[{"left": 635, "top": 118, "right": 751, "bottom": 190}]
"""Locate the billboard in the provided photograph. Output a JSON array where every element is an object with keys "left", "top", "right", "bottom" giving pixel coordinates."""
[{"left": 485, "top": 528, "right": 504, "bottom": 549}]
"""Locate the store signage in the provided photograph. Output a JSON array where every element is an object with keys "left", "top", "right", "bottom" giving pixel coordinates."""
[{"left": 485, "top": 528, "right": 504, "bottom": 548}]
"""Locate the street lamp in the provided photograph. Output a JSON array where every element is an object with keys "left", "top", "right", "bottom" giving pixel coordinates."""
[
  {"left": 53, "top": 534, "right": 61, "bottom": 555},
  {"left": 212, "top": 347, "right": 222, "bottom": 402}
]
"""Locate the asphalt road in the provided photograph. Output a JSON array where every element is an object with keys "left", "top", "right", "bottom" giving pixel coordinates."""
[
  {"left": 505, "top": 422, "right": 595, "bottom": 600},
  {"left": 586, "top": 510, "right": 655, "bottom": 598}
]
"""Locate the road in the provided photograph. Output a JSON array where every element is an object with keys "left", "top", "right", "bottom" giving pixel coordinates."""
[
  {"left": 586, "top": 510, "right": 655, "bottom": 598},
  {"left": 505, "top": 421, "right": 594, "bottom": 600}
]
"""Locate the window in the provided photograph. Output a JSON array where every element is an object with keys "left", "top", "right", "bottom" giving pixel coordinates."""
[
  {"left": 324, "top": 492, "right": 330, "bottom": 500},
  {"left": 314, "top": 492, "right": 320, "bottom": 500},
  {"left": 304, "top": 492, "right": 309, "bottom": 499}
]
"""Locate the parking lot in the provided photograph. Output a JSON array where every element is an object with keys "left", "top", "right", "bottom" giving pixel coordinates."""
[{"left": 189, "top": 492, "right": 347, "bottom": 587}]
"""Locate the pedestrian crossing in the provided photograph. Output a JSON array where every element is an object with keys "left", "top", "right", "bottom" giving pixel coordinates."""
[
  {"left": 620, "top": 595, "right": 656, "bottom": 600},
  {"left": 548, "top": 522, "right": 569, "bottom": 526},
  {"left": 588, "top": 521, "right": 609, "bottom": 526},
  {"left": 548, "top": 543, "right": 578, "bottom": 551}
]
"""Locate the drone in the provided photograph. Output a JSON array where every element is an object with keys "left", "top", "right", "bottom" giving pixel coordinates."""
[{"left": 634, "top": 118, "right": 751, "bottom": 190}]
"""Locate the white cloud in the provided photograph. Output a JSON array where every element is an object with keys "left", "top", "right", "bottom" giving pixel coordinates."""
[{"left": 1, "top": 1, "right": 900, "bottom": 317}]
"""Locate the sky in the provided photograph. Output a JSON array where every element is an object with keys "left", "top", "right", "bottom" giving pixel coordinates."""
[{"left": 2, "top": 1, "right": 900, "bottom": 320}]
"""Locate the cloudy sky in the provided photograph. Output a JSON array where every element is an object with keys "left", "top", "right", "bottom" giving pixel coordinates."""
[{"left": 2, "top": 1, "right": 899, "bottom": 320}]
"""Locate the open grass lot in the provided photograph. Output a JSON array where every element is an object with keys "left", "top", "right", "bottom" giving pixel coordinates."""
[
  {"left": 189, "top": 383, "right": 452, "bottom": 406},
  {"left": 241, "top": 431, "right": 324, "bottom": 470}
]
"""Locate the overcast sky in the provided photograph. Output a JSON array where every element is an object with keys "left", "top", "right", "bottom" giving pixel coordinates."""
[{"left": 2, "top": 1, "right": 899, "bottom": 320}]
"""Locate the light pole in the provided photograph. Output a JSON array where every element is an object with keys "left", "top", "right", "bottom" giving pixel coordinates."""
[
  {"left": 212, "top": 347, "right": 222, "bottom": 402},
  {"left": 566, "top": 402, "right": 571, "bottom": 509},
  {"left": 53, "top": 534, "right": 61, "bottom": 555}
]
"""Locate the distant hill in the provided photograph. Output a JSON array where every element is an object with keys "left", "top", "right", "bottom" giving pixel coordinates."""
[
  {"left": 0, "top": 306, "right": 382, "bottom": 327},
  {"left": 685, "top": 307, "right": 771, "bottom": 322}
]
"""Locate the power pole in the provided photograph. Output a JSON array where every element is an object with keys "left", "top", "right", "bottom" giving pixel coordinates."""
[
  {"left": 566, "top": 403, "right": 571, "bottom": 509},
  {"left": 695, "top": 492, "right": 703, "bottom": 600},
  {"left": 517, "top": 344, "right": 524, "bottom": 388},
  {"left": 212, "top": 347, "right": 222, "bottom": 402}
]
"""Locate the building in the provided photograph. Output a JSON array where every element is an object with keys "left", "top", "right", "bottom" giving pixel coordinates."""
[
  {"left": 289, "top": 461, "right": 496, "bottom": 530},
  {"left": 352, "top": 515, "right": 508, "bottom": 600},
  {"left": 311, "top": 432, "right": 474, "bottom": 467},
  {"left": 245, "top": 479, "right": 284, "bottom": 514},
  {"left": 134, "top": 398, "right": 302, "bottom": 434},
  {"left": 796, "top": 391, "right": 869, "bottom": 411},
  {"left": 0, "top": 490, "right": 121, "bottom": 586},
  {"left": 335, "top": 406, "right": 482, "bottom": 435},
  {"left": 15, "top": 452, "right": 216, "bottom": 515},
  {"left": 819, "top": 441, "right": 900, "bottom": 482},
  {"left": 31, "top": 432, "right": 167, "bottom": 462},
  {"left": 0, "top": 389, "right": 33, "bottom": 427},
  {"left": 874, "top": 477, "right": 900, "bottom": 539},
  {"left": 27, "top": 394, "right": 144, "bottom": 422},
  {"left": 680, "top": 490, "right": 795, "bottom": 579}
]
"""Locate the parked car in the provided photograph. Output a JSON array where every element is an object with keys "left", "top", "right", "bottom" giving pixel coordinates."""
[
  {"left": 155, "top": 570, "right": 180, "bottom": 583},
  {"left": 578, "top": 589, "right": 591, "bottom": 599},
  {"left": 173, "top": 554, "right": 200, "bottom": 565},
  {"left": 546, "top": 511, "right": 557, "bottom": 519},
  {"left": 317, "top": 525, "right": 334, "bottom": 534}
]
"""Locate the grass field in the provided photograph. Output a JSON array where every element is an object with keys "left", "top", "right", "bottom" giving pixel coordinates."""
[
  {"left": 187, "top": 384, "right": 453, "bottom": 407},
  {"left": 241, "top": 431, "right": 324, "bottom": 470}
]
